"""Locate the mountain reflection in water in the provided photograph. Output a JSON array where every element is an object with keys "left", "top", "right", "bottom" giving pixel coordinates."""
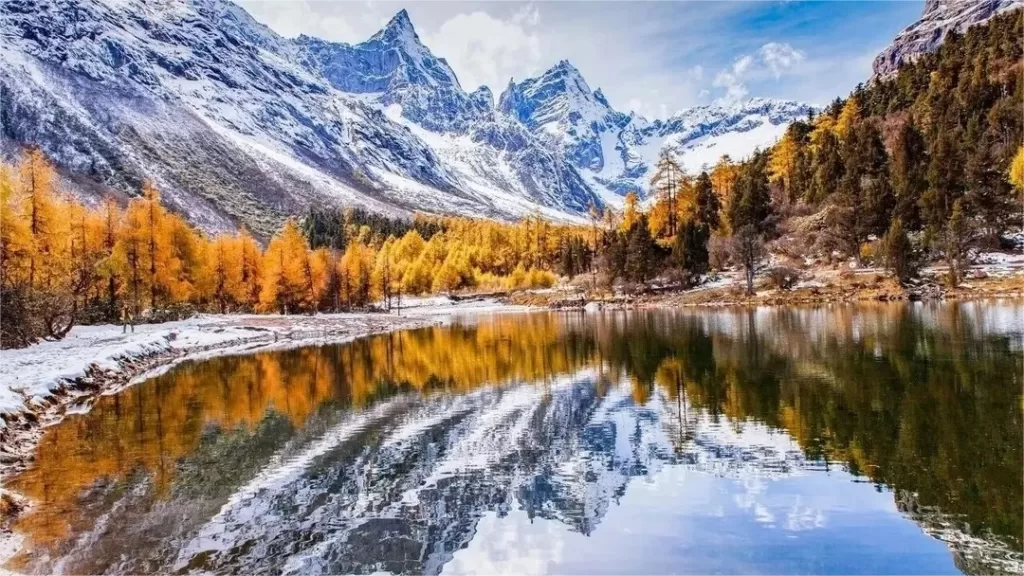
[{"left": 5, "top": 302, "right": 1022, "bottom": 575}]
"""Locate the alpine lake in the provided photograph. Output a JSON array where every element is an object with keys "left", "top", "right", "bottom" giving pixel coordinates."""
[{"left": 4, "top": 302, "right": 1022, "bottom": 575}]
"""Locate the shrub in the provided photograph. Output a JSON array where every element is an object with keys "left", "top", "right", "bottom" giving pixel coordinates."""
[
  {"left": 525, "top": 267, "right": 556, "bottom": 289},
  {"left": 859, "top": 242, "right": 878, "bottom": 265},
  {"left": 708, "top": 234, "right": 731, "bottom": 271},
  {"left": 767, "top": 266, "right": 800, "bottom": 290},
  {"left": 504, "top": 265, "right": 555, "bottom": 290},
  {"left": 881, "top": 217, "right": 919, "bottom": 283},
  {"left": 505, "top": 264, "right": 527, "bottom": 290}
]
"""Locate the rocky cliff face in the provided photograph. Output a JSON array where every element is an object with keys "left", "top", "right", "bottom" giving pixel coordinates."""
[{"left": 872, "top": 0, "right": 1023, "bottom": 79}]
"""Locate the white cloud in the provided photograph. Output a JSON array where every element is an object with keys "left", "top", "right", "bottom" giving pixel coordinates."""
[
  {"left": 713, "top": 55, "right": 754, "bottom": 103},
  {"left": 511, "top": 3, "right": 540, "bottom": 27},
  {"left": 236, "top": 0, "right": 358, "bottom": 41},
  {"left": 626, "top": 93, "right": 670, "bottom": 120},
  {"left": 712, "top": 43, "right": 808, "bottom": 103},
  {"left": 424, "top": 6, "right": 543, "bottom": 92},
  {"left": 759, "top": 42, "right": 806, "bottom": 79}
]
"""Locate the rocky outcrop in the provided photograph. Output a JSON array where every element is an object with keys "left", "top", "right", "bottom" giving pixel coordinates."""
[{"left": 872, "top": 0, "right": 1024, "bottom": 80}]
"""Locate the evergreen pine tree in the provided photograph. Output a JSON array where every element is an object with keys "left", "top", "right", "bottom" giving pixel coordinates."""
[
  {"left": 625, "top": 215, "right": 659, "bottom": 284},
  {"left": 672, "top": 220, "right": 709, "bottom": 287},
  {"left": 881, "top": 217, "right": 916, "bottom": 283},
  {"left": 943, "top": 199, "right": 973, "bottom": 287},
  {"left": 693, "top": 172, "right": 721, "bottom": 230},
  {"left": 890, "top": 120, "right": 927, "bottom": 229},
  {"left": 728, "top": 153, "right": 773, "bottom": 235},
  {"left": 811, "top": 130, "right": 843, "bottom": 203},
  {"left": 923, "top": 122, "right": 965, "bottom": 234}
]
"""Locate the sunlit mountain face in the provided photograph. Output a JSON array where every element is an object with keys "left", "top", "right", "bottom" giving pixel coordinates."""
[
  {"left": 0, "top": 0, "right": 811, "bottom": 231},
  {"left": 6, "top": 303, "right": 1023, "bottom": 575}
]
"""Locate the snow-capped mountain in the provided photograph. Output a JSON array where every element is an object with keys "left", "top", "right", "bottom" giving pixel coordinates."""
[
  {"left": 872, "top": 0, "right": 1023, "bottom": 80},
  {"left": 0, "top": 0, "right": 809, "bottom": 232},
  {"left": 500, "top": 62, "right": 813, "bottom": 202},
  {"left": 294, "top": 10, "right": 486, "bottom": 133}
]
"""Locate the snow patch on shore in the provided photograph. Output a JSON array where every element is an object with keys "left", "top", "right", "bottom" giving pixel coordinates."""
[{"left": 0, "top": 300, "right": 524, "bottom": 426}]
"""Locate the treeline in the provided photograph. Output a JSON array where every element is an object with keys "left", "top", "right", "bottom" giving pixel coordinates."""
[
  {"left": 759, "top": 10, "right": 1023, "bottom": 269},
  {"left": 0, "top": 151, "right": 588, "bottom": 348},
  {"left": 622, "top": 9, "right": 1024, "bottom": 291}
]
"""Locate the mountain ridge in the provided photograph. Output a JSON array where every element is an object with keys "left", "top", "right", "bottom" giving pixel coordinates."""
[{"left": 1, "top": 0, "right": 812, "bottom": 232}]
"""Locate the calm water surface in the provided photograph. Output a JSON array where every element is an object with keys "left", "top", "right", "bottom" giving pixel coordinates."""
[{"left": 5, "top": 302, "right": 1023, "bottom": 575}]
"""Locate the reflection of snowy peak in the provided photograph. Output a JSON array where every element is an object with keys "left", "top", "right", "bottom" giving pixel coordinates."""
[
  {"left": 159, "top": 375, "right": 821, "bottom": 575},
  {"left": 1, "top": 0, "right": 809, "bottom": 230}
]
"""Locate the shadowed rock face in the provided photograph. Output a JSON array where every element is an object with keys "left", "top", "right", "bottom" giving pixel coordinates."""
[{"left": 871, "top": 0, "right": 1023, "bottom": 80}]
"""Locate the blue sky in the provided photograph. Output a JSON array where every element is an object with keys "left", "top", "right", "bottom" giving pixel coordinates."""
[{"left": 237, "top": 1, "right": 924, "bottom": 116}]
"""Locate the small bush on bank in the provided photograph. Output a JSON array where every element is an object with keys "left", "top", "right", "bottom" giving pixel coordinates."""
[{"left": 767, "top": 267, "right": 800, "bottom": 290}]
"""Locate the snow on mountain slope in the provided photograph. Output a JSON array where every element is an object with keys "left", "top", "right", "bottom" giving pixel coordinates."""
[
  {"left": 499, "top": 62, "right": 813, "bottom": 204},
  {"left": 872, "top": 0, "right": 1023, "bottom": 79},
  {"left": 0, "top": 0, "right": 598, "bottom": 231},
  {"left": 623, "top": 99, "right": 813, "bottom": 184},
  {"left": 1, "top": 0, "right": 809, "bottom": 229},
  {"left": 295, "top": 13, "right": 602, "bottom": 217},
  {"left": 0, "top": 0, "right": 436, "bottom": 233}
]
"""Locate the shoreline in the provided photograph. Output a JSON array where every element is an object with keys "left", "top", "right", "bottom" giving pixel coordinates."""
[
  {"left": 0, "top": 298, "right": 528, "bottom": 485},
  {"left": 2, "top": 279, "right": 1021, "bottom": 471},
  {"left": 509, "top": 267, "right": 1024, "bottom": 310}
]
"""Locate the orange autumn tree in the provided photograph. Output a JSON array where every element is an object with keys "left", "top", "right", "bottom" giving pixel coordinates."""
[
  {"left": 95, "top": 196, "right": 124, "bottom": 318},
  {"left": 339, "top": 240, "right": 374, "bottom": 308},
  {"left": 259, "top": 218, "right": 311, "bottom": 313},
  {"left": 120, "top": 183, "right": 189, "bottom": 310},
  {"left": 208, "top": 235, "right": 245, "bottom": 313},
  {"left": 0, "top": 150, "right": 95, "bottom": 345},
  {"left": 0, "top": 160, "right": 32, "bottom": 288}
]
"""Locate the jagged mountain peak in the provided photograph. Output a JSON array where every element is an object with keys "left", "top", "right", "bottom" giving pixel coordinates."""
[
  {"left": 297, "top": 8, "right": 462, "bottom": 94},
  {"left": 530, "top": 59, "right": 595, "bottom": 96},
  {"left": 497, "top": 59, "right": 618, "bottom": 133},
  {"left": 369, "top": 8, "right": 420, "bottom": 46},
  {"left": 548, "top": 59, "right": 583, "bottom": 76},
  {"left": 495, "top": 60, "right": 811, "bottom": 201},
  {"left": 469, "top": 85, "right": 494, "bottom": 110},
  {"left": 383, "top": 8, "right": 415, "bottom": 33}
]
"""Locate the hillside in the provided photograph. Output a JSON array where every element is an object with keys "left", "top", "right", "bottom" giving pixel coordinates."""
[
  {"left": 872, "top": 0, "right": 1023, "bottom": 79},
  {"left": 0, "top": 0, "right": 810, "bottom": 234}
]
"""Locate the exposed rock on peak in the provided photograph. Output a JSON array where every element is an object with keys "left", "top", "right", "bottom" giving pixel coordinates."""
[{"left": 871, "top": 0, "right": 1023, "bottom": 79}]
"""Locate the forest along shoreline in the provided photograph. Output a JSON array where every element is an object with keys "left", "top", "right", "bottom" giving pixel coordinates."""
[
  {"left": 0, "top": 298, "right": 525, "bottom": 495},
  {"left": 508, "top": 262, "right": 1024, "bottom": 309}
]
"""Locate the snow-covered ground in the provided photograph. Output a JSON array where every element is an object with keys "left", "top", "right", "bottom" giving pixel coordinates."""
[{"left": 0, "top": 299, "right": 529, "bottom": 428}]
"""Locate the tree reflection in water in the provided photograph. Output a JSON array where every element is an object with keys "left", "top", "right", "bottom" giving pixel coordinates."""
[{"left": 6, "top": 302, "right": 1022, "bottom": 575}]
